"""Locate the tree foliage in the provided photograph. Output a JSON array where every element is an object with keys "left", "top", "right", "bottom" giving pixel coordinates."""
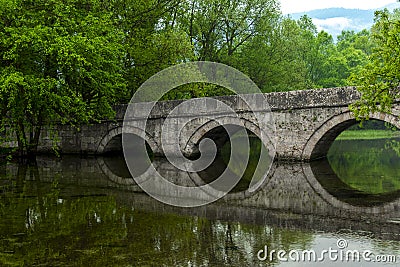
[
  {"left": 350, "top": 9, "right": 400, "bottom": 120},
  {"left": 0, "top": 0, "right": 397, "bottom": 155},
  {"left": 111, "top": 0, "right": 193, "bottom": 99},
  {"left": 0, "top": 0, "right": 127, "bottom": 155}
]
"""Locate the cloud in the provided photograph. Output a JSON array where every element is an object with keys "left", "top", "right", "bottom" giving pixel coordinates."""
[
  {"left": 280, "top": 0, "right": 398, "bottom": 14},
  {"left": 311, "top": 17, "right": 373, "bottom": 40},
  {"left": 312, "top": 17, "right": 352, "bottom": 32}
]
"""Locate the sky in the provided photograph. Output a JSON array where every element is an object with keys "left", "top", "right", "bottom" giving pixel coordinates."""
[{"left": 280, "top": 0, "right": 399, "bottom": 14}]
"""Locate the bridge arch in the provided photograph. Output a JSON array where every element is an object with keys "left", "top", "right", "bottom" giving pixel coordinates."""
[
  {"left": 96, "top": 126, "right": 160, "bottom": 155},
  {"left": 183, "top": 116, "right": 275, "bottom": 199},
  {"left": 302, "top": 111, "right": 400, "bottom": 161},
  {"left": 184, "top": 116, "right": 271, "bottom": 155}
]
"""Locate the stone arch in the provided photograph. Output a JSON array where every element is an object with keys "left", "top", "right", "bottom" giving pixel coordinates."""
[
  {"left": 96, "top": 126, "right": 159, "bottom": 155},
  {"left": 184, "top": 116, "right": 276, "bottom": 199},
  {"left": 302, "top": 111, "right": 400, "bottom": 161},
  {"left": 184, "top": 116, "right": 265, "bottom": 155}
]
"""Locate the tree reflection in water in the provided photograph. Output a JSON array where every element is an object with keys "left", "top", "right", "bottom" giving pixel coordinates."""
[
  {"left": 309, "top": 121, "right": 400, "bottom": 206},
  {"left": 0, "top": 160, "right": 313, "bottom": 266},
  {"left": 328, "top": 138, "right": 400, "bottom": 196},
  {"left": 2, "top": 127, "right": 400, "bottom": 266}
]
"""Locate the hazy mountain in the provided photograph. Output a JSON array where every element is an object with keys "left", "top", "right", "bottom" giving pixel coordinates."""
[{"left": 289, "top": 3, "right": 400, "bottom": 40}]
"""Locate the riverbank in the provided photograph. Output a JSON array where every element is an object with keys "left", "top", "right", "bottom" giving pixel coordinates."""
[{"left": 336, "top": 130, "right": 400, "bottom": 140}]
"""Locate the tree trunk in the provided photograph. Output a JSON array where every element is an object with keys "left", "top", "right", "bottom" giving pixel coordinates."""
[{"left": 27, "top": 125, "right": 41, "bottom": 157}]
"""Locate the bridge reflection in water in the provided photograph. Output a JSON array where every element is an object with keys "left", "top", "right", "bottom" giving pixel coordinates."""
[
  {"left": 4, "top": 148, "right": 400, "bottom": 227},
  {"left": 2, "top": 150, "right": 400, "bottom": 266}
]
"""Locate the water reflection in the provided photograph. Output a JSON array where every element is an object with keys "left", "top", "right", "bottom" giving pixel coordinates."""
[
  {"left": 95, "top": 125, "right": 400, "bottom": 210},
  {"left": 328, "top": 138, "right": 400, "bottom": 195},
  {"left": 1, "top": 157, "right": 400, "bottom": 266},
  {"left": 0, "top": 188, "right": 312, "bottom": 266},
  {"left": 198, "top": 134, "right": 272, "bottom": 193},
  {"left": 310, "top": 159, "right": 400, "bottom": 207},
  {"left": 3, "top": 155, "right": 400, "bottom": 218}
]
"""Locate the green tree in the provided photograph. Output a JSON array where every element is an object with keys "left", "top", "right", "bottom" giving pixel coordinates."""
[
  {"left": 111, "top": 0, "right": 193, "bottom": 99},
  {"left": 299, "top": 27, "right": 350, "bottom": 88},
  {"left": 337, "top": 30, "right": 373, "bottom": 79},
  {"left": 0, "top": 0, "right": 126, "bottom": 155},
  {"left": 170, "top": 0, "right": 280, "bottom": 63},
  {"left": 350, "top": 9, "right": 400, "bottom": 120},
  {"left": 337, "top": 30, "right": 374, "bottom": 56},
  {"left": 316, "top": 31, "right": 353, "bottom": 88},
  {"left": 150, "top": 0, "right": 283, "bottom": 97},
  {"left": 295, "top": 15, "right": 320, "bottom": 88},
  {"left": 238, "top": 16, "right": 311, "bottom": 92}
]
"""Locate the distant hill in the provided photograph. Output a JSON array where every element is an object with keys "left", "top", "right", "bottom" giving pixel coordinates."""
[
  {"left": 290, "top": 7, "right": 374, "bottom": 22},
  {"left": 289, "top": 3, "right": 400, "bottom": 40}
]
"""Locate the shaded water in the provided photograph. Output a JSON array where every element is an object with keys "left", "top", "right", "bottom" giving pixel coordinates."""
[
  {"left": 1, "top": 138, "right": 400, "bottom": 266},
  {"left": 328, "top": 138, "right": 400, "bottom": 195}
]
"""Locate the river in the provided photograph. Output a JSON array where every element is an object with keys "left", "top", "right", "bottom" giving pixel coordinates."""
[{"left": 0, "top": 137, "right": 400, "bottom": 266}]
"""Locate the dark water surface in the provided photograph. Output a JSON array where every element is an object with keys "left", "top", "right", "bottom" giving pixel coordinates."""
[{"left": 1, "top": 139, "right": 400, "bottom": 266}]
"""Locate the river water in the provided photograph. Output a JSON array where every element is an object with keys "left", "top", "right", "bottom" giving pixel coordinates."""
[{"left": 1, "top": 138, "right": 400, "bottom": 266}]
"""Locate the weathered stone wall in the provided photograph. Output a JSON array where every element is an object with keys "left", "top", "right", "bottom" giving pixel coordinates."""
[{"left": 5, "top": 86, "right": 400, "bottom": 160}]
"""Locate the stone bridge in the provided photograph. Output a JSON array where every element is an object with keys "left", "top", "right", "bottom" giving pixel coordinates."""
[{"left": 33, "top": 87, "right": 400, "bottom": 161}]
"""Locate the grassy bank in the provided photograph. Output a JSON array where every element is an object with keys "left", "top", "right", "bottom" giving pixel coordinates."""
[{"left": 336, "top": 130, "right": 400, "bottom": 140}]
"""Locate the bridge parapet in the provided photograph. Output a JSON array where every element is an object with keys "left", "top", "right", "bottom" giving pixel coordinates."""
[{"left": 113, "top": 87, "right": 360, "bottom": 120}]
